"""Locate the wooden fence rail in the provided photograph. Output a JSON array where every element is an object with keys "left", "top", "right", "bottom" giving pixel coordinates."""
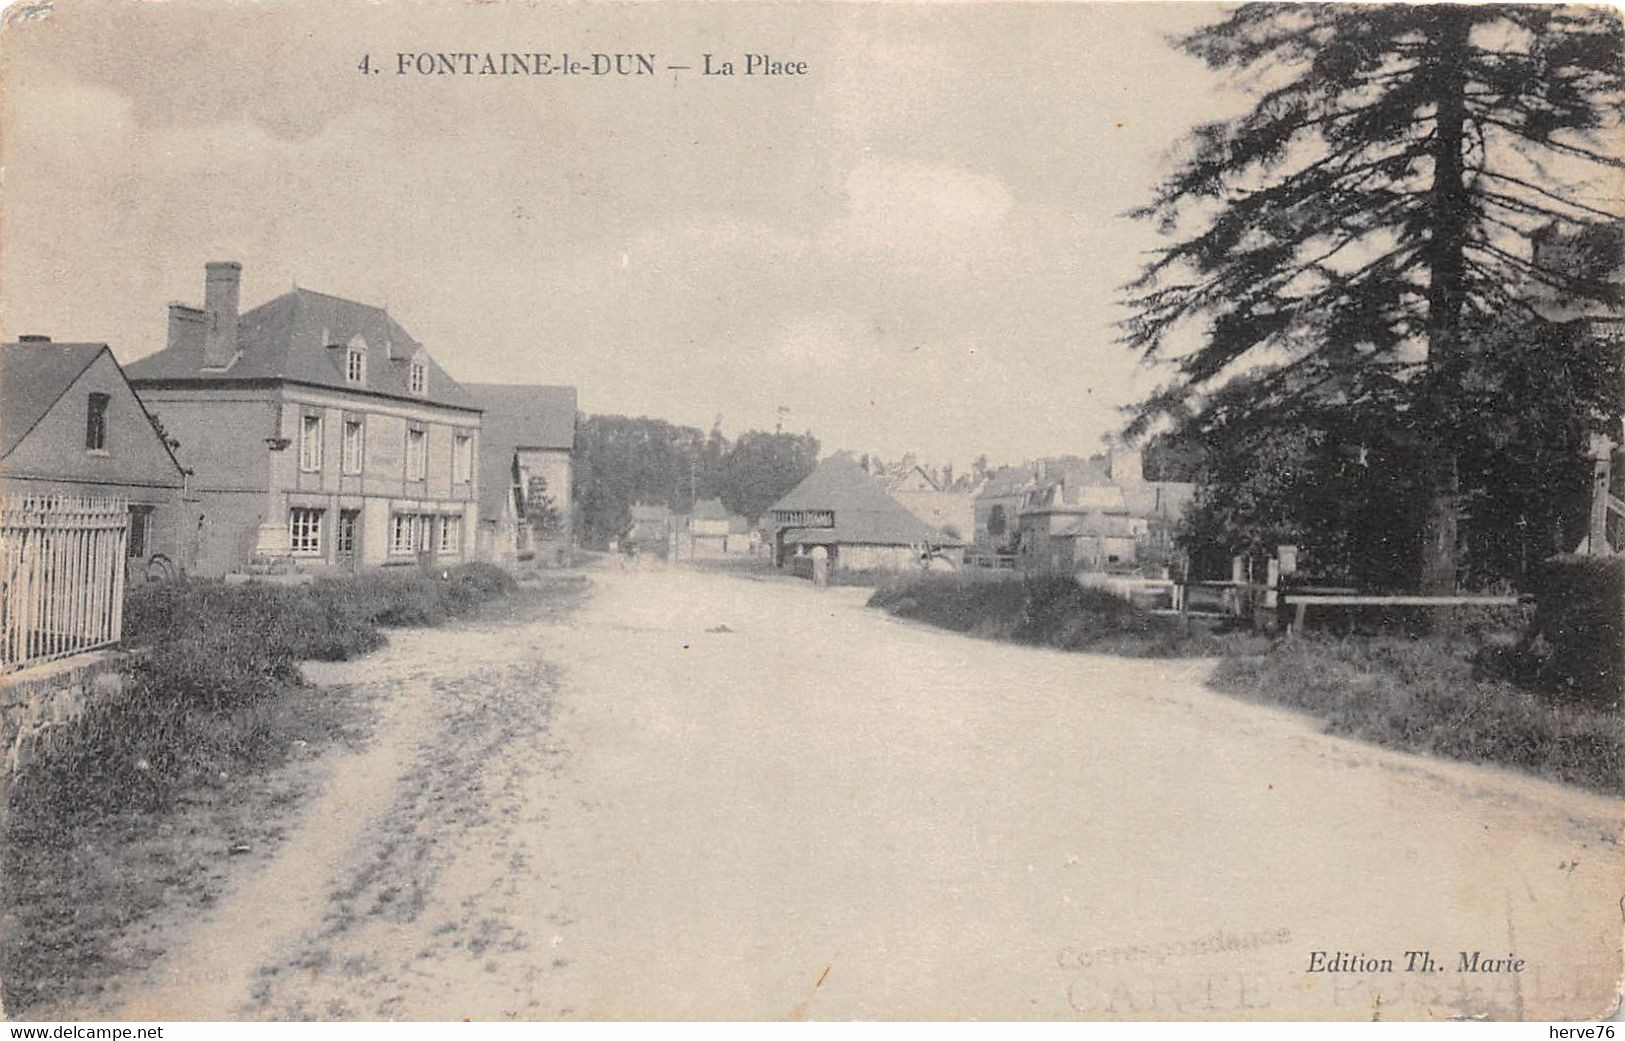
[
  {"left": 1174, "top": 547, "right": 1532, "bottom": 631},
  {"left": 1, "top": 495, "right": 129, "bottom": 674}
]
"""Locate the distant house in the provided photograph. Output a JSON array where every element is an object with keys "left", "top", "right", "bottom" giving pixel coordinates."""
[
  {"left": 886, "top": 466, "right": 976, "bottom": 542},
  {"left": 626, "top": 503, "right": 672, "bottom": 553},
  {"left": 126, "top": 262, "right": 481, "bottom": 576},
  {"left": 1016, "top": 447, "right": 1195, "bottom": 575},
  {"left": 1, "top": 338, "right": 189, "bottom": 580},
  {"left": 685, "top": 498, "right": 752, "bottom": 558},
  {"left": 767, "top": 454, "right": 964, "bottom": 572},
  {"left": 973, "top": 466, "right": 1040, "bottom": 552},
  {"left": 464, "top": 384, "right": 576, "bottom": 567}
]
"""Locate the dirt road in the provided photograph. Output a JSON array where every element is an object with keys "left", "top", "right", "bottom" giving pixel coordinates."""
[{"left": 113, "top": 564, "right": 1621, "bottom": 1021}]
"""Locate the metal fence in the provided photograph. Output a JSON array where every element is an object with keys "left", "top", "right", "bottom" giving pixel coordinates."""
[{"left": 1, "top": 495, "right": 129, "bottom": 674}]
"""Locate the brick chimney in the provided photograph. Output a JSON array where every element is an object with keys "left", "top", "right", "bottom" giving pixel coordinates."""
[
  {"left": 202, "top": 261, "right": 241, "bottom": 368},
  {"left": 167, "top": 302, "right": 205, "bottom": 353}
]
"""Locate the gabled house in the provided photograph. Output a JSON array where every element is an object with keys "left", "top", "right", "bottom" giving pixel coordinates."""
[
  {"left": 125, "top": 262, "right": 481, "bottom": 576},
  {"left": 684, "top": 498, "right": 752, "bottom": 558},
  {"left": 887, "top": 465, "right": 977, "bottom": 542},
  {"left": 626, "top": 503, "right": 672, "bottom": 554},
  {"left": 767, "top": 453, "right": 964, "bottom": 572},
  {"left": 1, "top": 338, "right": 189, "bottom": 579},
  {"left": 1016, "top": 447, "right": 1195, "bottom": 575},
  {"left": 464, "top": 384, "right": 576, "bottom": 567}
]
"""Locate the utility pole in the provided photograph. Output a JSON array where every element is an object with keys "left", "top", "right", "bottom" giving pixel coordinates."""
[{"left": 776, "top": 405, "right": 789, "bottom": 435}]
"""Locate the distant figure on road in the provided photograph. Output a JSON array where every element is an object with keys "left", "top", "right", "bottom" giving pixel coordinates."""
[{"left": 810, "top": 545, "right": 829, "bottom": 587}]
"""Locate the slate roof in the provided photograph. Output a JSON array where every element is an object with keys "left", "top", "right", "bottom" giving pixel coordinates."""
[
  {"left": 462, "top": 384, "right": 577, "bottom": 450},
  {"left": 629, "top": 503, "right": 671, "bottom": 522},
  {"left": 771, "top": 453, "right": 964, "bottom": 547},
  {"left": 1024, "top": 479, "right": 1196, "bottom": 519},
  {"left": 1, "top": 342, "right": 107, "bottom": 458},
  {"left": 125, "top": 287, "right": 477, "bottom": 411},
  {"left": 975, "top": 466, "right": 1038, "bottom": 500},
  {"left": 465, "top": 384, "right": 577, "bottom": 523},
  {"left": 692, "top": 497, "right": 751, "bottom": 534},
  {"left": 691, "top": 497, "right": 731, "bottom": 521}
]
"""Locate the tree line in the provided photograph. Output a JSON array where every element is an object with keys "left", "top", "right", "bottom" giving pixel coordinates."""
[{"left": 571, "top": 416, "right": 820, "bottom": 547}]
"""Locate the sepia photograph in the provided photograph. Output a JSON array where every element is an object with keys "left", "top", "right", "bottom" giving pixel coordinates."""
[{"left": 0, "top": 0, "right": 1621, "bottom": 1025}]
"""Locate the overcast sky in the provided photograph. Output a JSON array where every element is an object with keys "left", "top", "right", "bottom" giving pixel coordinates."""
[{"left": 0, "top": 0, "right": 1245, "bottom": 466}]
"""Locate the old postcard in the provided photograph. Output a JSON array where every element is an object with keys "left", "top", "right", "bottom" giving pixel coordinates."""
[{"left": 1, "top": 0, "right": 1621, "bottom": 1025}]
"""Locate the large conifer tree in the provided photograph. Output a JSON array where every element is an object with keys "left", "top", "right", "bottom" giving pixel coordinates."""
[{"left": 1123, "top": 4, "right": 1623, "bottom": 590}]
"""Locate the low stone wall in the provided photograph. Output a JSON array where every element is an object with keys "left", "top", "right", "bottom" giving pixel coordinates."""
[{"left": 2, "top": 651, "right": 123, "bottom": 777}]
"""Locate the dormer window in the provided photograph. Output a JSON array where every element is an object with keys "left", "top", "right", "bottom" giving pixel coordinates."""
[
  {"left": 346, "top": 347, "right": 366, "bottom": 383},
  {"left": 409, "top": 361, "right": 427, "bottom": 396}
]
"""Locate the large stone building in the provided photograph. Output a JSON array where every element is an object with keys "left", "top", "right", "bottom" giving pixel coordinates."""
[
  {"left": 464, "top": 384, "right": 576, "bottom": 567},
  {"left": 126, "top": 262, "right": 482, "bottom": 576},
  {"left": 1, "top": 338, "right": 188, "bottom": 580}
]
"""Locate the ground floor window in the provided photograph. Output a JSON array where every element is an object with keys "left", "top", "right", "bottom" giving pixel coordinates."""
[
  {"left": 438, "top": 516, "right": 460, "bottom": 555},
  {"left": 390, "top": 513, "right": 421, "bottom": 555},
  {"left": 289, "top": 507, "right": 324, "bottom": 556},
  {"left": 127, "top": 505, "right": 154, "bottom": 559},
  {"left": 336, "top": 509, "right": 360, "bottom": 555}
]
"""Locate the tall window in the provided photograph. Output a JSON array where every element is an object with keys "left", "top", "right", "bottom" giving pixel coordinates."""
[
  {"left": 438, "top": 516, "right": 460, "bottom": 555},
  {"left": 289, "top": 508, "right": 324, "bottom": 555},
  {"left": 85, "top": 392, "right": 109, "bottom": 451},
  {"left": 390, "top": 512, "right": 422, "bottom": 555},
  {"left": 409, "top": 361, "right": 427, "bottom": 395},
  {"left": 300, "top": 413, "right": 323, "bottom": 472},
  {"left": 127, "top": 505, "right": 153, "bottom": 559},
  {"left": 453, "top": 433, "right": 473, "bottom": 483},
  {"left": 336, "top": 509, "right": 360, "bottom": 555},
  {"left": 346, "top": 347, "right": 366, "bottom": 383},
  {"left": 342, "top": 418, "right": 365, "bottom": 474},
  {"left": 406, "top": 428, "right": 427, "bottom": 480}
]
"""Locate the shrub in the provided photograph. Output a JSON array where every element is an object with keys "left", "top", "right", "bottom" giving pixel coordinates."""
[{"left": 1528, "top": 555, "right": 1624, "bottom": 707}]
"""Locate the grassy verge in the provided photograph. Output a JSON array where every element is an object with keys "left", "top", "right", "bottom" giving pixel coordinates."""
[
  {"left": 867, "top": 571, "right": 1623, "bottom": 796},
  {"left": 1211, "top": 637, "right": 1622, "bottom": 796},
  {"left": 868, "top": 572, "right": 1261, "bottom": 657},
  {"left": 0, "top": 563, "right": 534, "bottom": 1015}
]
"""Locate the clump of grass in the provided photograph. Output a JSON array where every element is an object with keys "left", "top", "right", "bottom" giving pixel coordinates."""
[
  {"left": 1211, "top": 636, "right": 1623, "bottom": 795},
  {"left": 868, "top": 573, "right": 1249, "bottom": 657},
  {"left": 10, "top": 563, "right": 521, "bottom": 825}
]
